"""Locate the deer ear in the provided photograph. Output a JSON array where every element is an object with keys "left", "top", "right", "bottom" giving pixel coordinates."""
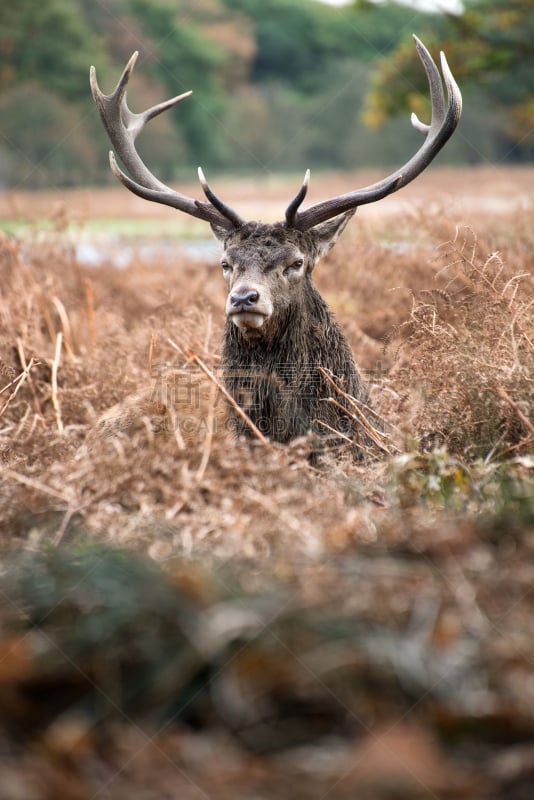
[
  {"left": 310, "top": 210, "right": 355, "bottom": 260},
  {"left": 209, "top": 223, "right": 230, "bottom": 243}
]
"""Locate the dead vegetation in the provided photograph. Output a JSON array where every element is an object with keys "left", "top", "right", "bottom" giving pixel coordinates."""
[
  {"left": 385, "top": 225, "right": 534, "bottom": 458},
  {"left": 0, "top": 179, "right": 533, "bottom": 798}
]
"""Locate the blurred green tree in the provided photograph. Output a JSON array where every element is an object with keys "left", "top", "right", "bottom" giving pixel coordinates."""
[
  {"left": 126, "top": 0, "right": 227, "bottom": 167},
  {"left": 364, "top": 0, "right": 534, "bottom": 161},
  {"left": 2, "top": 0, "right": 527, "bottom": 189},
  {"left": 0, "top": 85, "right": 101, "bottom": 188},
  {"left": 217, "top": 0, "right": 432, "bottom": 171},
  {"left": 222, "top": 0, "right": 428, "bottom": 87},
  {"left": 0, "top": 0, "right": 112, "bottom": 187},
  {"left": 0, "top": 0, "right": 107, "bottom": 100}
]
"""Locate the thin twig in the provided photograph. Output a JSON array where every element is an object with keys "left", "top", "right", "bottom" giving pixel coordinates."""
[
  {"left": 318, "top": 367, "right": 390, "bottom": 431},
  {"left": 0, "top": 357, "right": 40, "bottom": 417},
  {"left": 313, "top": 419, "right": 353, "bottom": 444},
  {"left": 53, "top": 505, "right": 83, "bottom": 546},
  {"left": 16, "top": 338, "right": 44, "bottom": 419},
  {"left": 496, "top": 387, "right": 534, "bottom": 436},
  {"left": 84, "top": 278, "right": 96, "bottom": 347},
  {"left": 36, "top": 293, "right": 57, "bottom": 345},
  {"left": 171, "top": 410, "right": 187, "bottom": 451},
  {"left": 495, "top": 436, "right": 534, "bottom": 460},
  {"left": 324, "top": 396, "right": 391, "bottom": 455},
  {"left": 318, "top": 367, "right": 393, "bottom": 454},
  {"left": 167, "top": 338, "right": 272, "bottom": 448},
  {"left": 51, "top": 332, "right": 64, "bottom": 433},
  {"left": 195, "top": 379, "right": 217, "bottom": 482},
  {"left": 203, "top": 313, "right": 213, "bottom": 354},
  {"left": 2, "top": 469, "right": 72, "bottom": 502},
  {"left": 0, "top": 365, "right": 29, "bottom": 398},
  {"left": 148, "top": 332, "right": 157, "bottom": 374},
  {"left": 52, "top": 296, "right": 76, "bottom": 358}
]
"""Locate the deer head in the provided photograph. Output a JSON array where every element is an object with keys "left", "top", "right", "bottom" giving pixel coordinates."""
[
  {"left": 90, "top": 36, "right": 461, "bottom": 340},
  {"left": 90, "top": 37, "right": 462, "bottom": 450}
]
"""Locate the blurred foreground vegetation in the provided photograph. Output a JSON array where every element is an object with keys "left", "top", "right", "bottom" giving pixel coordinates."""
[
  {"left": 1, "top": 465, "right": 534, "bottom": 800},
  {"left": 1, "top": 0, "right": 533, "bottom": 189}
]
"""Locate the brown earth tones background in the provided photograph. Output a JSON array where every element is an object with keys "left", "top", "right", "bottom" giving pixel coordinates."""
[
  {"left": 0, "top": 166, "right": 533, "bottom": 799},
  {"left": 2, "top": 165, "right": 533, "bottom": 224}
]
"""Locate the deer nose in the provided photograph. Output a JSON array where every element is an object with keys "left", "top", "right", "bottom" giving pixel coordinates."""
[{"left": 230, "top": 288, "right": 259, "bottom": 310}]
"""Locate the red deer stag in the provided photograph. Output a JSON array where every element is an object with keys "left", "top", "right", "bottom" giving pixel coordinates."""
[{"left": 90, "top": 36, "right": 461, "bottom": 456}]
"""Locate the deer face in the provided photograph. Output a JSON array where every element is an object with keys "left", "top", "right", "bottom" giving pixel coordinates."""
[
  {"left": 214, "top": 217, "right": 353, "bottom": 335},
  {"left": 218, "top": 225, "right": 306, "bottom": 332}
]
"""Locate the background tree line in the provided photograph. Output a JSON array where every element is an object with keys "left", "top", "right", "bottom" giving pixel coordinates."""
[{"left": 0, "top": 0, "right": 531, "bottom": 189}]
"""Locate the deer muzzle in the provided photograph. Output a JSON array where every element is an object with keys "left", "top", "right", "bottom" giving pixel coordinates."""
[{"left": 226, "top": 283, "right": 273, "bottom": 330}]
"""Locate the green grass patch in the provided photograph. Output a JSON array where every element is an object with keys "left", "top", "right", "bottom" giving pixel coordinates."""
[{"left": 0, "top": 217, "right": 209, "bottom": 240}]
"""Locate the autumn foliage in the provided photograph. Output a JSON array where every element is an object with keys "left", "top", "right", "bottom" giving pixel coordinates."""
[{"left": 0, "top": 169, "right": 533, "bottom": 797}]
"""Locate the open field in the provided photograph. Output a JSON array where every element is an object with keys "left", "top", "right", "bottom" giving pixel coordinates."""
[
  {"left": 0, "top": 166, "right": 533, "bottom": 798},
  {"left": 2, "top": 165, "right": 534, "bottom": 230}
]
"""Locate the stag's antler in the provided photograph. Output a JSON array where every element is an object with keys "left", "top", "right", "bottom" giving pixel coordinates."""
[
  {"left": 90, "top": 51, "right": 244, "bottom": 231},
  {"left": 91, "top": 37, "right": 461, "bottom": 234},
  {"left": 285, "top": 35, "right": 462, "bottom": 230}
]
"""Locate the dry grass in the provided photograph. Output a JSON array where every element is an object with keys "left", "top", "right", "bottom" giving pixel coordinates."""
[
  {"left": 0, "top": 171, "right": 532, "bottom": 551},
  {"left": 384, "top": 226, "right": 534, "bottom": 458},
  {"left": 0, "top": 169, "right": 533, "bottom": 798}
]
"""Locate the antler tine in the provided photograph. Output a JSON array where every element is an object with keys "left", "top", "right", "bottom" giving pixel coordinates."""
[
  {"left": 440, "top": 48, "right": 463, "bottom": 129},
  {"left": 139, "top": 90, "right": 193, "bottom": 125},
  {"left": 411, "top": 35, "right": 445, "bottom": 134},
  {"left": 91, "top": 52, "right": 190, "bottom": 193},
  {"left": 285, "top": 169, "right": 310, "bottom": 227},
  {"left": 90, "top": 53, "right": 241, "bottom": 230},
  {"left": 288, "top": 35, "right": 462, "bottom": 232},
  {"left": 198, "top": 168, "right": 244, "bottom": 228}
]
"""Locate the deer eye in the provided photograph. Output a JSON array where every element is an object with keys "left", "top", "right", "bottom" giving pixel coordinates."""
[
  {"left": 284, "top": 258, "right": 304, "bottom": 276},
  {"left": 221, "top": 260, "right": 233, "bottom": 274}
]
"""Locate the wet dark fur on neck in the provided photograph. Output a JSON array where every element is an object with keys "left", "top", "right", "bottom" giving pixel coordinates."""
[{"left": 222, "top": 277, "right": 368, "bottom": 453}]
